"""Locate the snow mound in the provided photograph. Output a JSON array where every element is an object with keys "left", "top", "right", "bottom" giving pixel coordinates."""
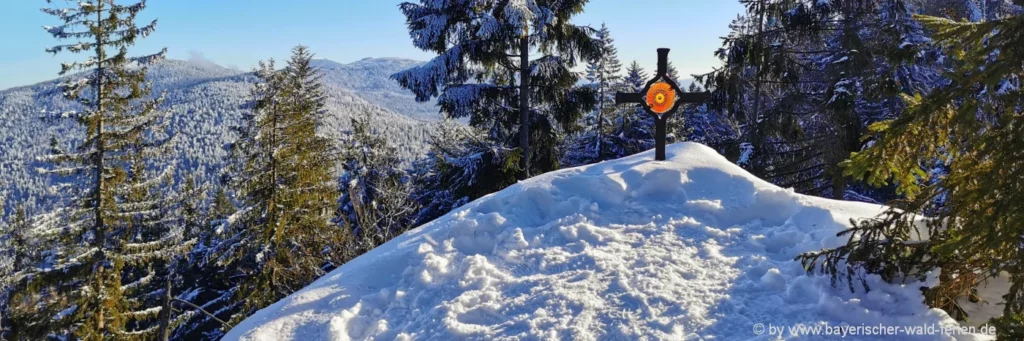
[{"left": 224, "top": 143, "right": 990, "bottom": 341}]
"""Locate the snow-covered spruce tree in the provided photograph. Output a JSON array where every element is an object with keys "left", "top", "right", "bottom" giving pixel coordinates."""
[
  {"left": 209, "top": 185, "right": 235, "bottom": 224},
  {"left": 666, "top": 61, "right": 681, "bottom": 84},
  {"left": 411, "top": 119, "right": 520, "bottom": 224},
  {"left": 680, "top": 96, "right": 742, "bottom": 160},
  {"left": 172, "top": 182, "right": 237, "bottom": 341},
  {"left": 217, "top": 46, "right": 346, "bottom": 326},
  {"left": 586, "top": 23, "right": 622, "bottom": 122},
  {"left": 801, "top": 5, "right": 1024, "bottom": 336},
  {"left": 142, "top": 175, "right": 213, "bottom": 341},
  {"left": 393, "top": 0, "right": 600, "bottom": 181},
  {"left": 118, "top": 146, "right": 195, "bottom": 341},
  {"left": 698, "top": 0, "right": 940, "bottom": 201},
  {"left": 337, "top": 113, "right": 418, "bottom": 255},
  {"left": 614, "top": 61, "right": 654, "bottom": 152},
  {"left": 6, "top": 1, "right": 191, "bottom": 339},
  {"left": 563, "top": 23, "right": 624, "bottom": 167}
]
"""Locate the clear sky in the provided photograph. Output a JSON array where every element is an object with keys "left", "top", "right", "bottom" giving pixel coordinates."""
[{"left": 0, "top": 1, "right": 744, "bottom": 90}]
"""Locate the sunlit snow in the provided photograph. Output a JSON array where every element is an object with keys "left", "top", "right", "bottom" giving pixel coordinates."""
[{"left": 225, "top": 143, "right": 989, "bottom": 341}]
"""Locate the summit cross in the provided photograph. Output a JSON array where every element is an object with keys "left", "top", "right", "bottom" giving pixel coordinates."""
[{"left": 615, "top": 48, "right": 711, "bottom": 161}]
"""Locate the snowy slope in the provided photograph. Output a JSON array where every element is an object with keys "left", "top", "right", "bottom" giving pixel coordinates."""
[{"left": 224, "top": 143, "right": 991, "bottom": 341}]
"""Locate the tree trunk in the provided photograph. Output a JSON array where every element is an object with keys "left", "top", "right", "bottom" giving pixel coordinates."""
[
  {"left": 832, "top": 175, "right": 847, "bottom": 200},
  {"left": 596, "top": 79, "right": 605, "bottom": 159},
  {"left": 93, "top": 6, "right": 108, "bottom": 334},
  {"left": 518, "top": 35, "right": 531, "bottom": 180},
  {"left": 750, "top": 0, "right": 766, "bottom": 175},
  {"left": 157, "top": 278, "right": 173, "bottom": 341}
]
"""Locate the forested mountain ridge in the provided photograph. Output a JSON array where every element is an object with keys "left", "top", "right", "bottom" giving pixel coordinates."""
[
  {"left": 311, "top": 57, "right": 440, "bottom": 121},
  {"left": 0, "top": 58, "right": 434, "bottom": 218}
]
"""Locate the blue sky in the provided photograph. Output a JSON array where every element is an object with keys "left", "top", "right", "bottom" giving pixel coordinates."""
[{"left": 0, "top": 1, "right": 743, "bottom": 90}]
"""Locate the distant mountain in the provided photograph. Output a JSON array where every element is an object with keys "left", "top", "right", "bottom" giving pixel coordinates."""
[
  {"left": 0, "top": 59, "right": 434, "bottom": 217},
  {"left": 311, "top": 58, "right": 440, "bottom": 121}
]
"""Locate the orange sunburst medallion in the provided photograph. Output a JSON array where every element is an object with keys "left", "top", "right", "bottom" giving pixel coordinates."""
[{"left": 645, "top": 81, "right": 677, "bottom": 115}]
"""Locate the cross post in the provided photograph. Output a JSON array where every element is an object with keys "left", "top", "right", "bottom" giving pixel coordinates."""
[{"left": 615, "top": 48, "right": 711, "bottom": 161}]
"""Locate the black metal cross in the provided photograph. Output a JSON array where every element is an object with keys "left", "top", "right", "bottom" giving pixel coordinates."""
[{"left": 615, "top": 48, "right": 711, "bottom": 161}]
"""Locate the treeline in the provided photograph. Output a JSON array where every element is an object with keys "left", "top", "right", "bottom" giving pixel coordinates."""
[{"left": 1, "top": 0, "right": 1022, "bottom": 339}]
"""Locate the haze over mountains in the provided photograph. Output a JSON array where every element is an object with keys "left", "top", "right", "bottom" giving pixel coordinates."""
[{"left": 0, "top": 57, "right": 438, "bottom": 216}]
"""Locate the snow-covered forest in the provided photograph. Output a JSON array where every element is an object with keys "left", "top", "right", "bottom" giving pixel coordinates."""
[{"left": 0, "top": 0, "right": 1022, "bottom": 340}]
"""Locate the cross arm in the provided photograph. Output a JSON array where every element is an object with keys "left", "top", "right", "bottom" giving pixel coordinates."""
[
  {"left": 677, "top": 92, "right": 712, "bottom": 103},
  {"left": 615, "top": 92, "right": 643, "bottom": 105}
]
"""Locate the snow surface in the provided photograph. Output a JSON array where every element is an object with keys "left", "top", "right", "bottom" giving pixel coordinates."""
[{"left": 224, "top": 143, "right": 991, "bottom": 341}]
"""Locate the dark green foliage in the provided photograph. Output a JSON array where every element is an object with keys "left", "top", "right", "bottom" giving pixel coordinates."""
[
  {"left": 698, "top": 0, "right": 938, "bottom": 200},
  {"left": 800, "top": 4, "right": 1024, "bottom": 337}
]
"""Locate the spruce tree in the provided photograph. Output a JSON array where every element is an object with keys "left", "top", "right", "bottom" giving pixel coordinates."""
[
  {"left": 564, "top": 23, "right": 624, "bottom": 166},
  {"left": 177, "top": 176, "right": 206, "bottom": 243},
  {"left": 337, "top": 113, "right": 418, "bottom": 254},
  {"left": 10, "top": 1, "right": 188, "bottom": 339},
  {"left": 171, "top": 181, "right": 236, "bottom": 340},
  {"left": 801, "top": 4, "right": 1024, "bottom": 336},
  {"left": 698, "top": 0, "right": 939, "bottom": 200},
  {"left": 1, "top": 205, "right": 42, "bottom": 340},
  {"left": 585, "top": 23, "right": 623, "bottom": 138},
  {"left": 210, "top": 185, "right": 235, "bottom": 224},
  {"left": 666, "top": 61, "right": 681, "bottom": 83},
  {"left": 411, "top": 119, "right": 520, "bottom": 225},
  {"left": 393, "top": 0, "right": 600, "bottom": 181},
  {"left": 617, "top": 61, "right": 656, "bottom": 156},
  {"left": 169, "top": 183, "right": 236, "bottom": 340},
  {"left": 218, "top": 46, "right": 345, "bottom": 325}
]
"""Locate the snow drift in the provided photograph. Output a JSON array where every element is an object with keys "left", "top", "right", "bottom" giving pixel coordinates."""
[{"left": 224, "top": 143, "right": 989, "bottom": 340}]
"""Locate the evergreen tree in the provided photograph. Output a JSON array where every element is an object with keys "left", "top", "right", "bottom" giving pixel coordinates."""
[
  {"left": 666, "top": 61, "right": 681, "bottom": 83},
  {"left": 585, "top": 23, "right": 623, "bottom": 135},
  {"left": 337, "top": 113, "right": 418, "bottom": 254},
  {"left": 614, "top": 62, "right": 657, "bottom": 156},
  {"left": 217, "top": 46, "right": 345, "bottom": 325},
  {"left": 411, "top": 119, "right": 520, "bottom": 224},
  {"left": 9, "top": 1, "right": 189, "bottom": 339},
  {"left": 209, "top": 185, "right": 235, "bottom": 224},
  {"left": 621, "top": 62, "right": 647, "bottom": 93},
  {"left": 118, "top": 147, "right": 192, "bottom": 340},
  {"left": 169, "top": 182, "right": 236, "bottom": 340},
  {"left": 801, "top": 4, "right": 1024, "bottom": 337},
  {"left": 170, "top": 182, "right": 235, "bottom": 340},
  {"left": 393, "top": 0, "right": 600, "bottom": 181},
  {"left": 698, "top": 0, "right": 940, "bottom": 200},
  {"left": 564, "top": 23, "right": 624, "bottom": 166},
  {"left": 176, "top": 176, "right": 206, "bottom": 243}
]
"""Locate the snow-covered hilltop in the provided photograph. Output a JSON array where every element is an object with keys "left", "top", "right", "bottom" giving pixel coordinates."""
[{"left": 224, "top": 143, "right": 987, "bottom": 341}]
